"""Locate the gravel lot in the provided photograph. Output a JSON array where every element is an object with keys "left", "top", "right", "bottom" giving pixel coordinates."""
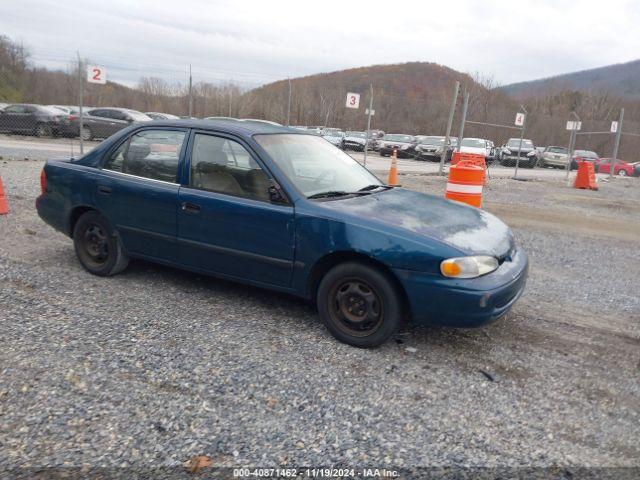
[{"left": 1, "top": 158, "right": 639, "bottom": 476}]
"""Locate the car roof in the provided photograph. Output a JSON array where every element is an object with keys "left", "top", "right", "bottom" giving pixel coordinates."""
[{"left": 141, "top": 118, "right": 303, "bottom": 136}]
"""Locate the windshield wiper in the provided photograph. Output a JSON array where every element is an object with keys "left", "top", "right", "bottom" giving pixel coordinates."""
[
  {"left": 358, "top": 184, "right": 395, "bottom": 192},
  {"left": 307, "top": 190, "right": 372, "bottom": 199}
]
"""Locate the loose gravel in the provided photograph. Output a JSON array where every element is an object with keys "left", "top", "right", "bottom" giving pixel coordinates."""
[{"left": 1, "top": 159, "right": 639, "bottom": 475}]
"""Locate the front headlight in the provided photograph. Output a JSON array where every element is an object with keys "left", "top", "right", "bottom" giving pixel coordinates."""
[
  {"left": 502, "top": 148, "right": 511, "bottom": 154},
  {"left": 440, "top": 256, "right": 499, "bottom": 278},
  {"left": 400, "top": 145, "right": 409, "bottom": 150}
]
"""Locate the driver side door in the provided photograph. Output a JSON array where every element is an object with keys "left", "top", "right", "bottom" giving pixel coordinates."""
[{"left": 177, "top": 132, "right": 295, "bottom": 287}]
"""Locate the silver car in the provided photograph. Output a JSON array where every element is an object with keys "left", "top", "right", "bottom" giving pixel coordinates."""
[{"left": 538, "top": 146, "right": 569, "bottom": 168}]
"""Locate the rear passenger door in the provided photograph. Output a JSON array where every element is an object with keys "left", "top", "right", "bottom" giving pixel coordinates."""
[
  {"left": 95, "top": 128, "right": 187, "bottom": 262},
  {"left": 177, "top": 132, "right": 295, "bottom": 287}
]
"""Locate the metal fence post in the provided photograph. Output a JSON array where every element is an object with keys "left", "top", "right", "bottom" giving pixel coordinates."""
[
  {"left": 286, "top": 77, "right": 291, "bottom": 126},
  {"left": 513, "top": 105, "right": 527, "bottom": 180},
  {"left": 77, "top": 52, "right": 84, "bottom": 156},
  {"left": 440, "top": 81, "right": 460, "bottom": 176},
  {"left": 456, "top": 90, "right": 469, "bottom": 153},
  {"left": 363, "top": 83, "right": 373, "bottom": 168},
  {"left": 610, "top": 108, "right": 624, "bottom": 180},
  {"left": 188, "top": 64, "right": 193, "bottom": 117},
  {"left": 565, "top": 112, "right": 580, "bottom": 181}
]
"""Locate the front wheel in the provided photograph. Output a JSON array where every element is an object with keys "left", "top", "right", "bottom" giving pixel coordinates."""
[
  {"left": 618, "top": 169, "right": 627, "bottom": 176},
  {"left": 73, "top": 211, "right": 129, "bottom": 276},
  {"left": 317, "top": 262, "right": 403, "bottom": 348}
]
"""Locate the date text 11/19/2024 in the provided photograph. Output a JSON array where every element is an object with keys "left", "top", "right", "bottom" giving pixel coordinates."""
[{"left": 233, "top": 467, "right": 400, "bottom": 478}]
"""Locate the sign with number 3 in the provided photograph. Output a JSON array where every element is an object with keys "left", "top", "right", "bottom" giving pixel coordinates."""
[
  {"left": 345, "top": 92, "right": 360, "bottom": 109},
  {"left": 87, "top": 65, "right": 107, "bottom": 84}
]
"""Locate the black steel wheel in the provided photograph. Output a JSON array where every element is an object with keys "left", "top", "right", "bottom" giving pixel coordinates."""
[
  {"left": 317, "top": 262, "right": 403, "bottom": 347},
  {"left": 73, "top": 211, "right": 129, "bottom": 276}
]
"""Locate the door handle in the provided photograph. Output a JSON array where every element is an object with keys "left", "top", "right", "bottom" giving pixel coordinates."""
[
  {"left": 181, "top": 202, "right": 201, "bottom": 214},
  {"left": 97, "top": 185, "right": 112, "bottom": 195}
]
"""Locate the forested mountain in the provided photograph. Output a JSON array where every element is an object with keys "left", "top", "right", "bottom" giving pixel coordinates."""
[
  {"left": 2, "top": 35, "right": 640, "bottom": 160},
  {"left": 502, "top": 59, "right": 640, "bottom": 99}
]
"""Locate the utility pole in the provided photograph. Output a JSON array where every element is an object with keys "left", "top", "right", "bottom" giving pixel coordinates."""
[
  {"left": 456, "top": 89, "right": 469, "bottom": 152},
  {"left": 565, "top": 112, "right": 580, "bottom": 181},
  {"left": 363, "top": 83, "right": 373, "bottom": 168},
  {"left": 77, "top": 51, "right": 84, "bottom": 155},
  {"left": 228, "top": 90, "right": 232, "bottom": 117},
  {"left": 440, "top": 81, "right": 460, "bottom": 175},
  {"left": 286, "top": 77, "right": 292, "bottom": 126},
  {"left": 513, "top": 105, "right": 527, "bottom": 180},
  {"left": 188, "top": 64, "right": 193, "bottom": 118},
  {"left": 610, "top": 108, "right": 624, "bottom": 180}
]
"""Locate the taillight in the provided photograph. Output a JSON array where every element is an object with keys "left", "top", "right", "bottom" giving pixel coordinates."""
[
  {"left": 40, "top": 169, "right": 47, "bottom": 194},
  {"left": 69, "top": 115, "right": 77, "bottom": 121}
]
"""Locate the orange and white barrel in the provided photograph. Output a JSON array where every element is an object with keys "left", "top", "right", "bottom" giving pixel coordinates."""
[{"left": 445, "top": 163, "right": 484, "bottom": 207}]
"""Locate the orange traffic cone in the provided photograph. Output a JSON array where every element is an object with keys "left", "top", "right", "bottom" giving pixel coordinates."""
[
  {"left": 0, "top": 176, "right": 8, "bottom": 215},
  {"left": 574, "top": 161, "right": 598, "bottom": 190},
  {"left": 387, "top": 149, "right": 399, "bottom": 186}
]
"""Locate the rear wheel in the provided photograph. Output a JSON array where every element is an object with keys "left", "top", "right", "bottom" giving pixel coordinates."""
[
  {"left": 317, "top": 262, "right": 403, "bottom": 348},
  {"left": 80, "top": 126, "right": 93, "bottom": 141},
  {"left": 35, "top": 123, "right": 53, "bottom": 138},
  {"left": 73, "top": 211, "right": 129, "bottom": 276},
  {"left": 618, "top": 169, "right": 627, "bottom": 176}
]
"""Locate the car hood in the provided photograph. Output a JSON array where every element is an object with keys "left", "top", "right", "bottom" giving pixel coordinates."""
[{"left": 316, "top": 188, "right": 514, "bottom": 258}]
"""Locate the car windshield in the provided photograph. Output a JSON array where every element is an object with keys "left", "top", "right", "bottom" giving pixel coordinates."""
[
  {"left": 346, "top": 131, "right": 366, "bottom": 138},
  {"left": 462, "top": 139, "right": 485, "bottom": 148},
  {"left": 126, "top": 110, "right": 152, "bottom": 121},
  {"left": 383, "top": 134, "right": 414, "bottom": 142},
  {"left": 419, "top": 136, "right": 446, "bottom": 146},
  {"left": 548, "top": 147, "right": 567, "bottom": 154},
  {"left": 507, "top": 139, "right": 533, "bottom": 148},
  {"left": 574, "top": 150, "right": 598, "bottom": 158},
  {"left": 255, "top": 134, "right": 382, "bottom": 197}
]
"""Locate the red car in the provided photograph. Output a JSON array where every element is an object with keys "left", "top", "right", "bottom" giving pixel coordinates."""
[{"left": 595, "top": 158, "right": 638, "bottom": 177}]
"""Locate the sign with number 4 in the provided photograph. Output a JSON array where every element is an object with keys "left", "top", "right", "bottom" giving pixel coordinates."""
[
  {"left": 87, "top": 65, "right": 107, "bottom": 84},
  {"left": 345, "top": 92, "right": 360, "bottom": 109},
  {"left": 515, "top": 112, "right": 526, "bottom": 127}
]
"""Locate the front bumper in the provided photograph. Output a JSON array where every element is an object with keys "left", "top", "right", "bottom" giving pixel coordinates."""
[
  {"left": 380, "top": 146, "right": 413, "bottom": 157},
  {"left": 393, "top": 247, "right": 529, "bottom": 328}
]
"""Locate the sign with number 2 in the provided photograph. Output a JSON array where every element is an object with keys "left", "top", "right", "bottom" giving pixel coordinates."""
[{"left": 87, "top": 65, "right": 107, "bottom": 84}]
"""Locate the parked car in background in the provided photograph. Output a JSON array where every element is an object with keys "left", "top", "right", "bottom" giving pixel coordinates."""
[
  {"left": 321, "top": 128, "right": 345, "bottom": 149},
  {"left": 366, "top": 129, "right": 385, "bottom": 151},
  {"left": 146, "top": 112, "right": 180, "bottom": 120},
  {"left": 460, "top": 138, "right": 498, "bottom": 163},
  {"left": 594, "top": 158, "right": 638, "bottom": 177},
  {"left": 538, "top": 146, "right": 569, "bottom": 169},
  {"left": 0, "top": 103, "right": 68, "bottom": 137},
  {"left": 415, "top": 136, "right": 457, "bottom": 162},
  {"left": 571, "top": 150, "right": 599, "bottom": 170},
  {"left": 0, "top": 103, "right": 8, "bottom": 111},
  {"left": 36, "top": 120, "right": 528, "bottom": 347},
  {"left": 66, "top": 107, "right": 152, "bottom": 141},
  {"left": 378, "top": 134, "right": 417, "bottom": 158},
  {"left": 343, "top": 131, "right": 368, "bottom": 151},
  {"left": 500, "top": 138, "right": 538, "bottom": 168}
]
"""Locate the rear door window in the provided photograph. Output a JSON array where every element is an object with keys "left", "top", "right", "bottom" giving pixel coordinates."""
[{"left": 104, "top": 129, "right": 186, "bottom": 183}]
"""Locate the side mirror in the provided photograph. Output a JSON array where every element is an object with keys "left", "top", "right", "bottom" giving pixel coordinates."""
[{"left": 268, "top": 181, "right": 288, "bottom": 204}]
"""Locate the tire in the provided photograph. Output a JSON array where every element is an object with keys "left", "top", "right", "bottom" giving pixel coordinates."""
[
  {"left": 80, "top": 126, "right": 93, "bottom": 141},
  {"left": 618, "top": 169, "right": 627, "bottom": 176},
  {"left": 73, "top": 211, "right": 129, "bottom": 276},
  {"left": 380, "top": 151, "right": 387, "bottom": 157},
  {"left": 317, "top": 261, "right": 403, "bottom": 348},
  {"left": 35, "top": 123, "right": 53, "bottom": 138},
  {"left": 528, "top": 158, "right": 537, "bottom": 169}
]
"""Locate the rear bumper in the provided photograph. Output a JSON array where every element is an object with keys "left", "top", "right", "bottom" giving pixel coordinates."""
[{"left": 394, "top": 247, "right": 529, "bottom": 328}]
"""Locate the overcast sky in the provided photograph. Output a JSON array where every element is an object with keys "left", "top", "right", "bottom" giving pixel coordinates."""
[{"left": 1, "top": 0, "right": 638, "bottom": 88}]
